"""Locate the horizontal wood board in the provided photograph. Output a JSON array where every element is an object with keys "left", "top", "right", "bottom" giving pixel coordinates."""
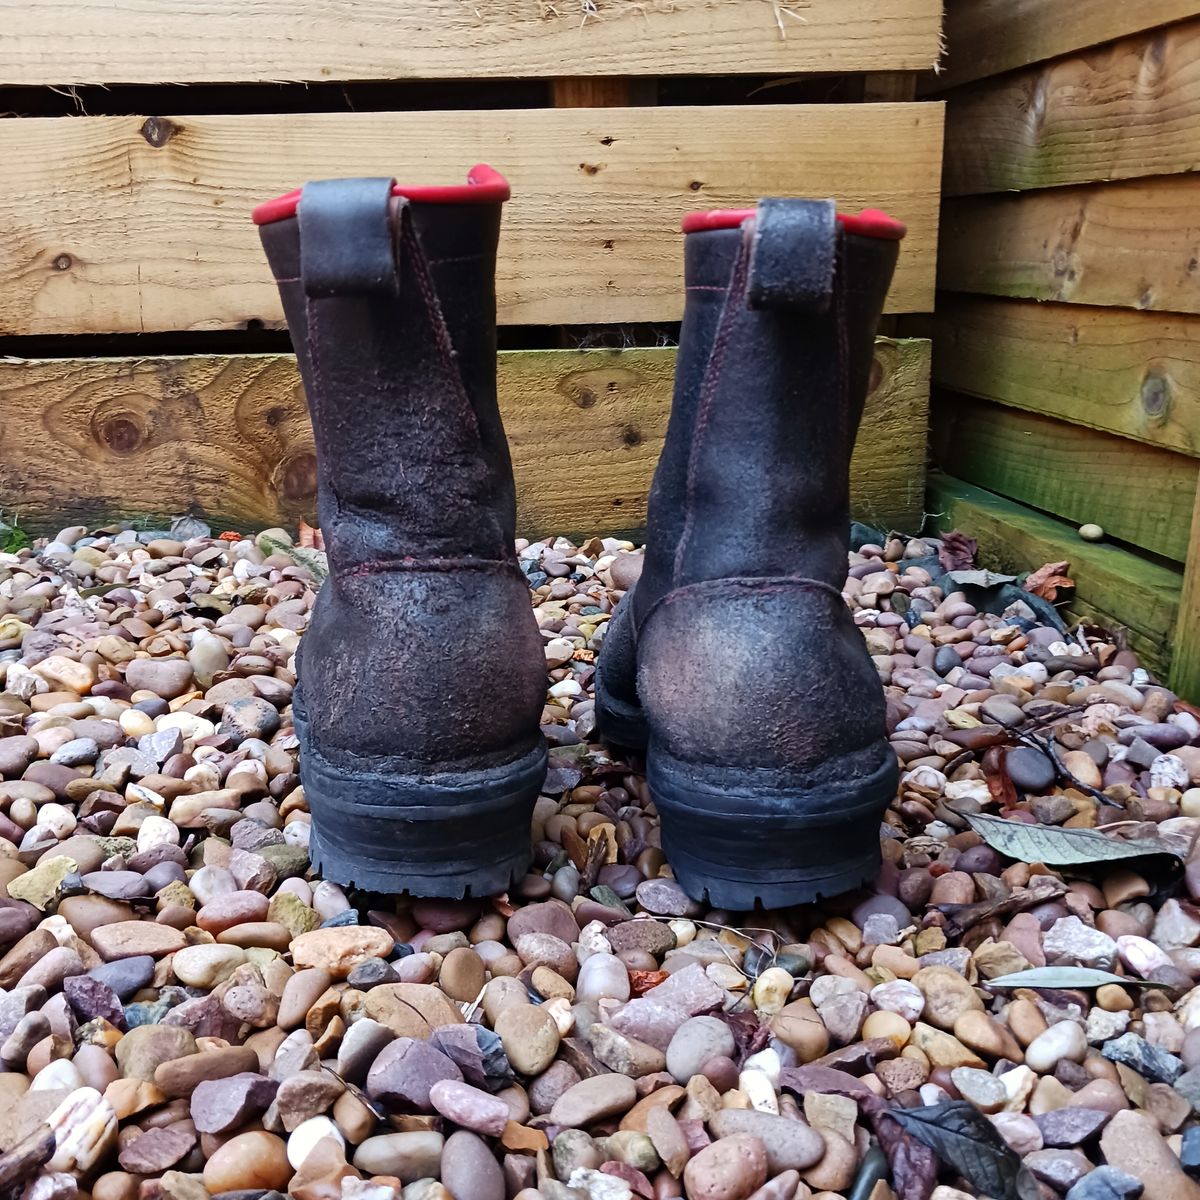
[
  {"left": 943, "top": 18, "right": 1200, "bottom": 196},
  {"left": 939, "top": 176, "right": 1200, "bottom": 314},
  {"left": 0, "top": 0, "right": 944, "bottom": 85},
  {"left": 927, "top": 474, "right": 1181, "bottom": 676},
  {"left": 932, "top": 394, "right": 1198, "bottom": 562},
  {"left": 933, "top": 0, "right": 1197, "bottom": 90},
  {"left": 0, "top": 106, "right": 943, "bottom": 336},
  {"left": 932, "top": 297, "right": 1200, "bottom": 457},
  {"left": 0, "top": 340, "right": 930, "bottom": 538}
]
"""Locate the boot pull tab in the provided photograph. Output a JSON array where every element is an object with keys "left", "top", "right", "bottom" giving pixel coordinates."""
[
  {"left": 745, "top": 198, "right": 838, "bottom": 313},
  {"left": 298, "top": 177, "right": 402, "bottom": 297}
]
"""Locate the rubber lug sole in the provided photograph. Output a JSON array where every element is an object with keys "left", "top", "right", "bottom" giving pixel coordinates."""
[
  {"left": 295, "top": 701, "right": 546, "bottom": 897},
  {"left": 594, "top": 670, "right": 649, "bottom": 751},
  {"left": 648, "top": 741, "right": 898, "bottom": 909}
]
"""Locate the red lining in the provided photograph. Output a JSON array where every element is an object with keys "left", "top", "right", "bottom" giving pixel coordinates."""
[
  {"left": 251, "top": 164, "right": 511, "bottom": 225},
  {"left": 681, "top": 206, "right": 906, "bottom": 240}
]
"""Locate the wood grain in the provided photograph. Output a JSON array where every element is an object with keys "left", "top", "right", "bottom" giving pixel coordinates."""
[
  {"left": 927, "top": 473, "right": 1181, "bottom": 678},
  {"left": 943, "top": 19, "right": 1200, "bottom": 196},
  {"left": 933, "top": 0, "right": 1196, "bottom": 90},
  {"left": 0, "top": 0, "right": 943, "bottom": 85},
  {"left": 1170, "top": 480, "right": 1200, "bottom": 699},
  {"left": 939, "top": 176, "right": 1200, "bottom": 314},
  {"left": 0, "top": 340, "right": 930, "bottom": 538},
  {"left": 932, "top": 298, "right": 1200, "bottom": 457},
  {"left": 932, "top": 394, "right": 1197, "bottom": 562},
  {"left": 0, "top": 106, "right": 943, "bottom": 336}
]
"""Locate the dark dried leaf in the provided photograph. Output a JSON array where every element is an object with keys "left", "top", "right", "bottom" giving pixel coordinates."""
[
  {"left": 887, "top": 1102, "right": 1040, "bottom": 1200},
  {"left": 936, "top": 878, "right": 1067, "bottom": 939},
  {"left": 938, "top": 530, "right": 978, "bottom": 572},
  {"left": 875, "top": 1110, "right": 939, "bottom": 1200},
  {"left": 720, "top": 1009, "right": 771, "bottom": 1065},
  {"left": 982, "top": 747, "right": 1018, "bottom": 809}
]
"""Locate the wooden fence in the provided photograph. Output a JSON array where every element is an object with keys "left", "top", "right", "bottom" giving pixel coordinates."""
[
  {"left": 0, "top": 0, "right": 942, "bottom": 541},
  {"left": 927, "top": 1, "right": 1200, "bottom": 693}
]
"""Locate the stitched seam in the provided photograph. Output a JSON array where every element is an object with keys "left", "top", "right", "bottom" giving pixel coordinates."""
[
  {"left": 339, "top": 556, "right": 522, "bottom": 580},
  {"left": 685, "top": 285, "right": 727, "bottom": 292},
  {"left": 427, "top": 253, "right": 487, "bottom": 265},
  {"left": 672, "top": 236, "right": 751, "bottom": 586},
  {"left": 272, "top": 276, "right": 301, "bottom": 283}
]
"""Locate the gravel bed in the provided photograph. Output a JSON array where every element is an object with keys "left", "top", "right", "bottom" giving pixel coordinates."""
[{"left": 0, "top": 522, "right": 1198, "bottom": 1200}]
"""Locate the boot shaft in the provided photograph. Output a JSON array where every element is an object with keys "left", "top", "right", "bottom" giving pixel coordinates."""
[
  {"left": 643, "top": 202, "right": 903, "bottom": 595},
  {"left": 255, "top": 168, "right": 516, "bottom": 567}
]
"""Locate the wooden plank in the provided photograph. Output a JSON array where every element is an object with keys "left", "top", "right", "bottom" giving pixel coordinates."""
[
  {"left": 0, "top": 0, "right": 943, "bottom": 85},
  {"left": 927, "top": 473, "right": 1181, "bottom": 678},
  {"left": 0, "top": 105, "right": 943, "bottom": 336},
  {"left": 933, "top": 0, "right": 1197, "bottom": 90},
  {"left": 939, "top": 177, "right": 1200, "bottom": 314},
  {"left": 932, "top": 393, "right": 1198, "bottom": 562},
  {"left": 0, "top": 339, "right": 929, "bottom": 539},
  {"left": 943, "top": 19, "right": 1200, "bottom": 196},
  {"left": 1169, "top": 481, "right": 1200, "bottom": 700},
  {"left": 932, "top": 297, "right": 1200, "bottom": 457}
]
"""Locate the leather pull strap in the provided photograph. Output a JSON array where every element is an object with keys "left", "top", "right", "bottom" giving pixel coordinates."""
[
  {"left": 745, "top": 197, "right": 837, "bottom": 312},
  {"left": 298, "top": 177, "right": 400, "bottom": 297}
]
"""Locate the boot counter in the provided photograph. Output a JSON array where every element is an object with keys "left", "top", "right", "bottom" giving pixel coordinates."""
[
  {"left": 636, "top": 577, "right": 888, "bottom": 770},
  {"left": 299, "top": 566, "right": 547, "bottom": 767}
]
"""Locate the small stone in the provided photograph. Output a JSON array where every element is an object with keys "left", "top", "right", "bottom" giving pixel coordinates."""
[
  {"left": 1099, "top": 1110, "right": 1199, "bottom": 1200},
  {"left": 442, "top": 1131, "right": 504, "bottom": 1200},
  {"left": 666, "top": 1017, "right": 736, "bottom": 1084},
  {"left": 912, "top": 966, "right": 983, "bottom": 1030},
  {"left": 291, "top": 927, "right": 394, "bottom": 978},
  {"left": 366, "top": 1038, "right": 462, "bottom": 1110},
  {"left": 172, "top": 944, "right": 247, "bottom": 988},
  {"left": 126, "top": 659, "right": 195, "bottom": 700},
  {"left": 1026, "top": 1021, "right": 1087, "bottom": 1073},
  {"left": 115, "top": 1025, "right": 196, "bottom": 1081},
  {"left": 118, "top": 1126, "right": 196, "bottom": 1174},
  {"left": 1007, "top": 746, "right": 1057, "bottom": 792},
  {"left": 683, "top": 1134, "right": 768, "bottom": 1200},
  {"left": 352, "top": 1132, "right": 443, "bottom": 1182},
  {"left": 1066, "top": 1166, "right": 1145, "bottom": 1200},
  {"left": 428, "top": 1079, "right": 510, "bottom": 1136},
  {"left": 191, "top": 1072, "right": 278, "bottom": 1133},
  {"left": 1035, "top": 1107, "right": 1112, "bottom": 1146},
  {"left": 551, "top": 1075, "right": 638, "bottom": 1128},
  {"left": 1044, "top": 917, "right": 1119, "bottom": 970},
  {"left": 201, "top": 1130, "right": 292, "bottom": 1193},
  {"left": 91, "top": 922, "right": 185, "bottom": 961},
  {"left": 494, "top": 1004, "right": 561, "bottom": 1076},
  {"left": 1102, "top": 1033, "right": 1183, "bottom": 1085},
  {"left": 951, "top": 1067, "right": 1007, "bottom": 1113}
]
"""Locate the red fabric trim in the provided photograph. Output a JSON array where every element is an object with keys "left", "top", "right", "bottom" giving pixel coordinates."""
[
  {"left": 252, "top": 164, "right": 511, "bottom": 226},
  {"left": 682, "top": 206, "right": 906, "bottom": 240}
]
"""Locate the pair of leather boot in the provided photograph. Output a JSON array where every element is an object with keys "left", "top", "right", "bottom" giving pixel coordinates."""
[{"left": 254, "top": 166, "right": 903, "bottom": 907}]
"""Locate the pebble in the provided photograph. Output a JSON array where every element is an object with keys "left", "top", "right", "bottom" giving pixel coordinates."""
[{"left": 1026, "top": 1021, "right": 1088, "bottom": 1072}]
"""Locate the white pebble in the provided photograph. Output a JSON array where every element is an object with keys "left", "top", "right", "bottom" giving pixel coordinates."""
[
  {"left": 287, "top": 1116, "right": 344, "bottom": 1169},
  {"left": 31, "top": 1060, "right": 84, "bottom": 1092},
  {"left": 743, "top": 1048, "right": 781, "bottom": 1085},
  {"left": 137, "top": 815, "right": 180, "bottom": 853},
  {"left": 739, "top": 1068, "right": 779, "bottom": 1114},
  {"left": 312, "top": 880, "right": 350, "bottom": 919},
  {"left": 36, "top": 803, "right": 76, "bottom": 839},
  {"left": 751, "top": 967, "right": 795, "bottom": 1015},
  {"left": 668, "top": 919, "right": 696, "bottom": 947},
  {"left": 542, "top": 997, "right": 575, "bottom": 1037},
  {"left": 1025, "top": 1021, "right": 1086, "bottom": 1072},
  {"left": 1078, "top": 523, "right": 1105, "bottom": 542},
  {"left": 576, "top": 920, "right": 612, "bottom": 962},
  {"left": 870, "top": 980, "right": 925, "bottom": 1023},
  {"left": 282, "top": 822, "right": 311, "bottom": 849},
  {"left": 119, "top": 709, "right": 155, "bottom": 738}
]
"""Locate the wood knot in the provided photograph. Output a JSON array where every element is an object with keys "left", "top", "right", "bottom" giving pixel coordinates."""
[
  {"left": 52, "top": 254, "right": 72, "bottom": 272},
  {"left": 1140, "top": 374, "right": 1170, "bottom": 419},
  {"left": 93, "top": 412, "right": 146, "bottom": 454},
  {"left": 575, "top": 388, "right": 597, "bottom": 409},
  {"left": 620, "top": 425, "right": 642, "bottom": 447},
  {"left": 275, "top": 452, "right": 318, "bottom": 503},
  {"left": 140, "top": 117, "right": 180, "bottom": 148}
]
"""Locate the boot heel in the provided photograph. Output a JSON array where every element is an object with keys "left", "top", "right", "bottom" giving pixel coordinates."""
[
  {"left": 297, "top": 698, "right": 546, "bottom": 897},
  {"left": 594, "top": 670, "right": 649, "bottom": 751},
  {"left": 647, "top": 741, "right": 898, "bottom": 909}
]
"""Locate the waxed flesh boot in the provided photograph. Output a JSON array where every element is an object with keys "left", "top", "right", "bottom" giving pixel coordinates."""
[
  {"left": 595, "top": 199, "right": 905, "bottom": 908},
  {"left": 254, "top": 166, "right": 547, "bottom": 897}
]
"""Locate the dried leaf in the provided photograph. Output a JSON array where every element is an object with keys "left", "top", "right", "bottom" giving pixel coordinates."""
[
  {"left": 965, "top": 813, "right": 1182, "bottom": 875},
  {"left": 886, "top": 1102, "right": 1039, "bottom": 1200},
  {"left": 935, "top": 878, "right": 1067, "bottom": 939},
  {"left": 938, "top": 530, "right": 978, "bottom": 573},
  {"left": 947, "top": 568, "right": 1018, "bottom": 589},
  {"left": 982, "top": 747, "right": 1018, "bottom": 809},
  {"left": 983, "top": 967, "right": 1169, "bottom": 991},
  {"left": 1024, "top": 560, "right": 1075, "bottom": 601},
  {"left": 874, "top": 1111, "right": 940, "bottom": 1200},
  {"left": 720, "top": 1009, "right": 771, "bottom": 1065}
]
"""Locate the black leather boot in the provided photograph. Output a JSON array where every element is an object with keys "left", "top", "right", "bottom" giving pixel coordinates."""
[
  {"left": 254, "top": 167, "right": 547, "bottom": 897},
  {"left": 596, "top": 201, "right": 905, "bottom": 908}
]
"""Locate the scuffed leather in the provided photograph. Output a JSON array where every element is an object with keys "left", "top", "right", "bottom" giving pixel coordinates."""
[{"left": 260, "top": 189, "right": 545, "bottom": 769}]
